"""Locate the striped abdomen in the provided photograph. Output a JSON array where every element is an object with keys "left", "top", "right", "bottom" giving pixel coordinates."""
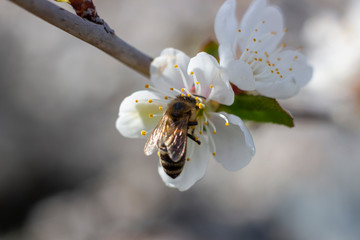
[{"left": 159, "top": 150, "right": 185, "bottom": 179}]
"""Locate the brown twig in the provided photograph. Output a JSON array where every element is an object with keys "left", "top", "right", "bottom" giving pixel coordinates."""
[{"left": 9, "top": 0, "right": 153, "bottom": 77}]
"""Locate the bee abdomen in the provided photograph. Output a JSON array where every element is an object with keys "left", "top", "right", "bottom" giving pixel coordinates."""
[{"left": 159, "top": 151, "right": 185, "bottom": 179}]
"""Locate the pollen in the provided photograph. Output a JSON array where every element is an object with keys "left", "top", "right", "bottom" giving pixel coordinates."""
[
  {"left": 195, "top": 137, "right": 199, "bottom": 141},
  {"left": 141, "top": 130, "right": 147, "bottom": 136},
  {"left": 181, "top": 88, "right": 185, "bottom": 92},
  {"left": 259, "top": 58, "right": 263, "bottom": 62},
  {"left": 198, "top": 103, "right": 204, "bottom": 109},
  {"left": 135, "top": 99, "right": 139, "bottom": 103},
  {"left": 199, "top": 131, "right": 203, "bottom": 135},
  {"left": 148, "top": 99, "right": 153, "bottom": 103},
  {"left": 148, "top": 113, "right": 153, "bottom": 118},
  {"left": 187, "top": 94, "right": 191, "bottom": 97},
  {"left": 271, "top": 70, "right": 274, "bottom": 73},
  {"left": 196, "top": 81, "right": 199, "bottom": 85},
  {"left": 212, "top": 152, "right": 216, "bottom": 156},
  {"left": 212, "top": 130, "right": 216, "bottom": 135},
  {"left": 253, "top": 38, "right": 257, "bottom": 42},
  {"left": 289, "top": 68, "right": 293, "bottom": 71},
  {"left": 246, "top": 48, "right": 249, "bottom": 51},
  {"left": 186, "top": 158, "right": 190, "bottom": 162},
  {"left": 159, "top": 106, "right": 163, "bottom": 110},
  {"left": 238, "top": 29, "right": 241, "bottom": 32},
  {"left": 164, "top": 96, "right": 168, "bottom": 100},
  {"left": 254, "top": 57, "right": 258, "bottom": 61},
  {"left": 204, "top": 122, "right": 208, "bottom": 125},
  {"left": 170, "top": 87, "right": 174, "bottom": 91},
  {"left": 144, "top": 84, "right": 149, "bottom": 88},
  {"left": 181, "top": 93, "right": 185, "bottom": 97},
  {"left": 210, "top": 84, "right": 214, "bottom": 89},
  {"left": 195, "top": 97, "right": 199, "bottom": 101},
  {"left": 174, "top": 64, "right": 178, "bottom": 68},
  {"left": 225, "top": 122, "right": 229, "bottom": 126},
  {"left": 190, "top": 71, "right": 194, "bottom": 75}
]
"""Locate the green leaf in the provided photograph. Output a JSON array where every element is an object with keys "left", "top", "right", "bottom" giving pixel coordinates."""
[
  {"left": 200, "top": 40, "right": 219, "bottom": 60},
  {"left": 218, "top": 93, "right": 294, "bottom": 127}
]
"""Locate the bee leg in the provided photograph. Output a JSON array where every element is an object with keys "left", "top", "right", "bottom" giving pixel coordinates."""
[
  {"left": 188, "top": 134, "right": 201, "bottom": 145},
  {"left": 188, "top": 121, "right": 198, "bottom": 126}
]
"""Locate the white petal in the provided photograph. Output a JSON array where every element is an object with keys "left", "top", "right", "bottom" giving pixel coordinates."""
[
  {"left": 256, "top": 50, "right": 313, "bottom": 99},
  {"left": 223, "top": 59, "right": 256, "bottom": 91},
  {"left": 158, "top": 134, "right": 210, "bottom": 191},
  {"left": 239, "top": 0, "right": 284, "bottom": 53},
  {"left": 116, "top": 90, "right": 167, "bottom": 138},
  {"left": 215, "top": 0, "right": 238, "bottom": 49},
  {"left": 188, "top": 52, "right": 234, "bottom": 105},
  {"left": 150, "top": 48, "right": 192, "bottom": 94},
  {"left": 209, "top": 112, "right": 255, "bottom": 171}
]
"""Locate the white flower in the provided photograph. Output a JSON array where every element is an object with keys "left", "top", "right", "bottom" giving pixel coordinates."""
[
  {"left": 116, "top": 48, "right": 255, "bottom": 191},
  {"left": 215, "top": 0, "right": 313, "bottom": 99}
]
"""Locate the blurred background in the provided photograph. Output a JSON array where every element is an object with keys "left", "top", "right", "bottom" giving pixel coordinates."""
[{"left": 1, "top": 0, "right": 360, "bottom": 239}]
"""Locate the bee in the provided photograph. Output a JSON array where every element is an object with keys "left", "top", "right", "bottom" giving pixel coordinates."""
[{"left": 144, "top": 95, "right": 201, "bottom": 179}]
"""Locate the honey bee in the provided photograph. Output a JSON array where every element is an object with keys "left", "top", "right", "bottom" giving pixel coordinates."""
[{"left": 144, "top": 95, "right": 201, "bottom": 179}]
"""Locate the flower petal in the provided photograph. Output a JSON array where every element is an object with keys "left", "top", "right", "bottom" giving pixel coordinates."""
[
  {"left": 209, "top": 112, "right": 255, "bottom": 171},
  {"left": 116, "top": 90, "right": 167, "bottom": 138},
  {"left": 223, "top": 58, "right": 256, "bottom": 91},
  {"left": 150, "top": 48, "right": 192, "bottom": 94},
  {"left": 188, "top": 52, "right": 234, "bottom": 105},
  {"left": 256, "top": 50, "right": 313, "bottom": 99},
  {"left": 239, "top": 0, "right": 284, "bottom": 53},
  {"left": 215, "top": 0, "right": 238, "bottom": 50},
  {"left": 158, "top": 134, "right": 210, "bottom": 191}
]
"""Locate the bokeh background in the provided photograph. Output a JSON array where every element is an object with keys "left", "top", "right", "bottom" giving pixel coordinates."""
[{"left": 1, "top": 0, "right": 360, "bottom": 239}]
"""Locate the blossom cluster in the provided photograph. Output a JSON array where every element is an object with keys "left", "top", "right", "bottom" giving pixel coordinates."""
[{"left": 116, "top": 0, "right": 312, "bottom": 191}]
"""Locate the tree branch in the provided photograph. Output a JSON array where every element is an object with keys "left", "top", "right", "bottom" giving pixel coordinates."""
[{"left": 9, "top": 0, "right": 153, "bottom": 78}]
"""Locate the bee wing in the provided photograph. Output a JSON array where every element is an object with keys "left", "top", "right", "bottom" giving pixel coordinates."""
[
  {"left": 144, "top": 115, "right": 169, "bottom": 156},
  {"left": 164, "top": 116, "right": 189, "bottom": 162}
]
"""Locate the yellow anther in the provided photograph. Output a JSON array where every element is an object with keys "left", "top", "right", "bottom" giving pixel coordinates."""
[
  {"left": 289, "top": 68, "right": 293, "bottom": 71},
  {"left": 277, "top": 72, "right": 280, "bottom": 75},
  {"left": 281, "top": 43, "right": 286, "bottom": 48},
  {"left": 210, "top": 84, "right": 213, "bottom": 89},
  {"left": 280, "top": 75, "right": 283, "bottom": 78},
  {"left": 196, "top": 81, "right": 199, "bottom": 85},
  {"left": 262, "top": 20, "right": 265, "bottom": 24},
  {"left": 199, "top": 131, "right": 203, "bottom": 135},
  {"left": 159, "top": 106, "right": 163, "bottom": 110},
  {"left": 265, "top": 52, "right": 269, "bottom": 58},
  {"left": 181, "top": 88, "right": 185, "bottom": 92},
  {"left": 144, "top": 84, "right": 149, "bottom": 88},
  {"left": 254, "top": 51, "right": 258, "bottom": 54},
  {"left": 294, "top": 55, "right": 299, "bottom": 60},
  {"left": 238, "top": 29, "right": 241, "bottom": 32},
  {"left": 253, "top": 38, "right": 257, "bottom": 42},
  {"left": 213, "top": 130, "right": 216, "bottom": 135},
  {"left": 204, "top": 122, "right": 208, "bottom": 125},
  {"left": 186, "top": 158, "right": 190, "bottom": 162},
  {"left": 198, "top": 103, "right": 204, "bottom": 109},
  {"left": 284, "top": 28, "right": 288, "bottom": 32},
  {"left": 225, "top": 122, "right": 229, "bottom": 126},
  {"left": 254, "top": 58, "right": 258, "bottom": 61},
  {"left": 272, "top": 63, "right": 275, "bottom": 67},
  {"left": 271, "top": 70, "right": 274, "bottom": 73},
  {"left": 246, "top": 48, "right": 249, "bottom": 51},
  {"left": 212, "top": 152, "right": 216, "bottom": 156},
  {"left": 187, "top": 94, "right": 191, "bottom": 97},
  {"left": 148, "top": 113, "right": 153, "bottom": 118},
  {"left": 170, "top": 87, "right": 174, "bottom": 91},
  {"left": 275, "top": 68, "right": 279, "bottom": 71},
  {"left": 148, "top": 99, "right": 153, "bottom": 103},
  {"left": 164, "top": 96, "right": 168, "bottom": 100},
  {"left": 271, "top": 31, "right": 277, "bottom": 35},
  {"left": 141, "top": 130, "right": 147, "bottom": 136},
  {"left": 195, "top": 137, "right": 199, "bottom": 141},
  {"left": 277, "top": 57, "right": 281, "bottom": 61},
  {"left": 174, "top": 64, "right": 178, "bottom": 68},
  {"left": 195, "top": 97, "right": 199, "bottom": 101},
  {"left": 259, "top": 58, "right": 263, "bottom": 62},
  {"left": 181, "top": 93, "right": 185, "bottom": 97},
  {"left": 135, "top": 99, "right": 139, "bottom": 103}
]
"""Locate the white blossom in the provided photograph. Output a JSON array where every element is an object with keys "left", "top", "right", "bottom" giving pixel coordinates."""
[
  {"left": 116, "top": 48, "right": 255, "bottom": 191},
  {"left": 215, "top": 0, "right": 313, "bottom": 99}
]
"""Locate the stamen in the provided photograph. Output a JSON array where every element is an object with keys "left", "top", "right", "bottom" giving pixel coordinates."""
[
  {"left": 212, "top": 152, "right": 216, "bottom": 156},
  {"left": 135, "top": 99, "right": 139, "bottom": 103},
  {"left": 205, "top": 125, "right": 216, "bottom": 156},
  {"left": 284, "top": 28, "right": 288, "bottom": 33},
  {"left": 174, "top": 64, "right": 191, "bottom": 90},
  {"left": 186, "top": 158, "right": 190, "bottom": 162},
  {"left": 289, "top": 68, "right": 293, "bottom": 71},
  {"left": 238, "top": 29, "right": 241, "bottom": 32},
  {"left": 148, "top": 99, "right": 153, "bottom": 103},
  {"left": 141, "top": 130, "right": 147, "bottom": 136},
  {"left": 159, "top": 106, "right": 163, "bottom": 110},
  {"left": 164, "top": 96, "right": 168, "bottom": 100},
  {"left": 148, "top": 113, "right": 153, "bottom": 118},
  {"left": 144, "top": 84, "right": 149, "bottom": 89}
]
